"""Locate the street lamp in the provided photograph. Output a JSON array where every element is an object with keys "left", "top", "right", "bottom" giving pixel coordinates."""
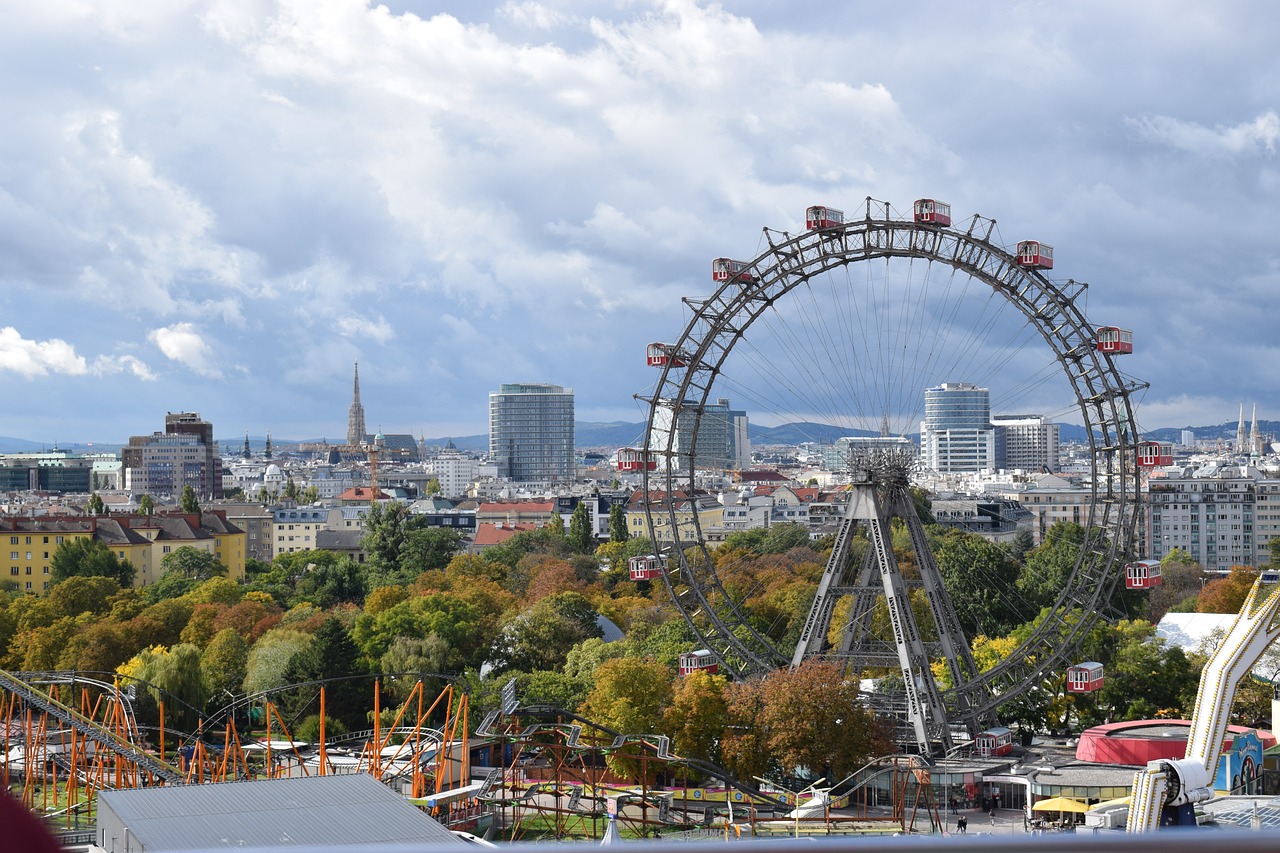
[{"left": 754, "top": 776, "right": 826, "bottom": 838}]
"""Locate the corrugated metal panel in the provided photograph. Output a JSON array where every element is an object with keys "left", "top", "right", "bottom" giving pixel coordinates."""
[{"left": 97, "top": 775, "right": 461, "bottom": 850}]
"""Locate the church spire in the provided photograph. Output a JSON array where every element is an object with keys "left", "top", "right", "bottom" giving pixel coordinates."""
[
  {"left": 1251, "top": 403, "right": 1261, "bottom": 456},
  {"left": 347, "top": 361, "right": 368, "bottom": 446},
  {"left": 1236, "top": 403, "right": 1247, "bottom": 453}
]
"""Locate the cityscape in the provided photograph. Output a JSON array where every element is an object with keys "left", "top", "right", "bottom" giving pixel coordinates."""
[{"left": 4, "top": 2, "right": 1280, "bottom": 851}]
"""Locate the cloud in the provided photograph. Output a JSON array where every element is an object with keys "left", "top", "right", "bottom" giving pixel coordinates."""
[
  {"left": 148, "top": 323, "right": 220, "bottom": 378},
  {"left": 91, "top": 355, "right": 158, "bottom": 381},
  {"left": 335, "top": 314, "right": 395, "bottom": 344},
  {"left": 1128, "top": 110, "right": 1280, "bottom": 157},
  {"left": 0, "top": 327, "right": 88, "bottom": 377}
]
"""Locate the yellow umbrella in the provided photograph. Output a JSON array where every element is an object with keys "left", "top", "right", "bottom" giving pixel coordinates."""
[{"left": 1032, "top": 796, "right": 1089, "bottom": 813}]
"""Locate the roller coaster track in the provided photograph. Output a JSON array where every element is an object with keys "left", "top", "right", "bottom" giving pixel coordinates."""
[{"left": 0, "top": 669, "right": 186, "bottom": 786}]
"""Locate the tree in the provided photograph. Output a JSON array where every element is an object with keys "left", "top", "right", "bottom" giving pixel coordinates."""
[
  {"left": 380, "top": 634, "right": 451, "bottom": 701},
  {"left": 281, "top": 618, "right": 368, "bottom": 730},
  {"left": 567, "top": 502, "right": 594, "bottom": 552},
  {"left": 180, "top": 484, "right": 201, "bottom": 515},
  {"left": 362, "top": 502, "right": 429, "bottom": 586},
  {"left": 489, "top": 592, "right": 603, "bottom": 674},
  {"left": 1017, "top": 521, "right": 1085, "bottom": 611},
  {"left": 46, "top": 575, "right": 122, "bottom": 618},
  {"left": 935, "top": 531, "right": 1027, "bottom": 637},
  {"left": 201, "top": 627, "right": 250, "bottom": 698},
  {"left": 579, "top": 657, "right": 673, "bottom": 735},
  {"left": 399, "top": 527, "right": 464, "bottom": 577},
  {"left": 1198, "top": 567, "right": 1258, "bottom": 614},
  {"left": 161, "top": 546, "right": 227, "bottom": 580},
  {"left": 293, "top": 555, "right": 365, "bottom": 608},
  {"left": 50, "top": 538, "right": 136, "bottom": 587},
  {"left": 753, "top": 661, "right": 891, "bottom": 781},
  {"left": 300, "top": 486, "right": 319, "bottom": 505},
  {"left": 424, "top": 478, "right": 442, "bottom": 497},
  {"left": 608, "top": 504, "right": 629, "bottom": 543},
  {"left": 139, "top": 494, "right": 155, "bottom": 516},
  {"left": 243, "top": 628, "right": 313, "bottom": 695},
  {"left": 662, "top": 669, "right": 729, "bottom": 763},
  {"left": 282, "top": 478, "right": 300, "bottom": 502},
  {"left": 87, "top": 493, "right": 105, "bottom": 516}
]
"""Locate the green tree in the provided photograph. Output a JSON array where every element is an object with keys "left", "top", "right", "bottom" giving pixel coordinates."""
[
  {"left": 1017, "top": 521, "right": 1086, "bottom": 611},
  {"left": 243, "top": 627, "right": 314, "bottom": 695},
  {"left": 567, "top": 502, "right": 594, "bottom": 553},
  {"left": 138, "top": 494, "right": 155, "bottom": 516},
  {"left": 282, "top": 478, "right": 300, "bottom": 502},
  {"left": 293, "top": 555, "right": 366, "bottom": 609},
  {"left": 201, "top": 627, "right": 250, "bottom": 698},
  {"left": 300, "top": 486, "right": 319, "bottom": 504},
  {"left": 424, "top": 478, "right": 442, "bottom": 497},
  {"left": 579, "top": 657, "right": 674, "bottom": 735},
  {"left": 380, "top": 634, "right": 451, "bottom": 701},
  {"left": 608, "top": 503, "right": 629, "bottom": 543},
  {"left": 662, "top": 669, "right": 729, "bottom": 763},
  {"left": 489, "top": 592, "right": 603, "bottom": 674},
  {"left": 161, "top": 546, "right": 227, "bottom": 580},
  {"left": 46, "top": 575, "right": 122, "bottom": 618},
  {"left": 87, "top": 493, "right": 105, "bottom": 516},
  {"left": 134, "top": 643, "right": 209, "bottom": 733},
  {"left": 180, "top": 484, "right": 201, "bottom": 515},
  {"left": 362, "top": 502, "right": 429, "bottom": 586},
  {"left": 935, "top": 531, "right": 1027, "bottom": 636},
  {"left": 281, "top": 618, "right": 368, "bottom": 730},
  {"left": 50, "top": 538, "right": 136, "bottom": 587},
  {"left": 399, "top": 527, "right": 465, "bottom": 577}
]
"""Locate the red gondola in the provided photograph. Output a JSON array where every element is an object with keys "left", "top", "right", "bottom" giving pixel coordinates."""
[
  {"left": 712, "top": 258, "right": 755, "bottom": 283},
  {"left": 1015, "top": 240, "right": 1054, "bottom": 269},
  {"left": 629, "top": 554, "right": 664, "bottom": 581},
  {"left": 913, "top": 198, "right": 952, "bottom": 227},
  {"left": 975, "top": 727, "right": 1014, "bottom": 757},
  {"left": 1097, "top": 327, "right": 1134, "bottom": 355},
  {"left": 1067, "top": 661, "right": 1104, "bottom": 693},
  {"left": 646, "top": 343, "right": 685, "bottom": 368},
  {"left": 1136, "top": 441, "right": 1173, "bottom": 468},
  {"left": 678, "top": 648, "right": 719, "bottom": 676},
  {"left": 1125, "top": 559, "right": 1163, "bottom": 590},
  {"left": 805, "top": 205, "right": 845, "bottom": 230},
  {"left": 616, "top": 447, "right": 656, "bottom": 472}
]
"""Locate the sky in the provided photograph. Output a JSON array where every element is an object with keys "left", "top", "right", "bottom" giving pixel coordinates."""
[{"left": 2, "top": 0, "right": 1279, "bottom": 445}]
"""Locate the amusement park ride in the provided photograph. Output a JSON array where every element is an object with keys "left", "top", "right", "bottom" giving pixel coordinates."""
[{"left": 630, "top": 196, "right": 1152, "bottom": 756}]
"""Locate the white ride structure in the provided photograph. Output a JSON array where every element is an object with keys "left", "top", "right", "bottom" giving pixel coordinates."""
[{"left": 1127, "top": 576, "right": 1280, "bottom": 831}]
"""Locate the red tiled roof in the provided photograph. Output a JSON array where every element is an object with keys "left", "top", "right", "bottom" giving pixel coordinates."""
[{"left": 472, "top": 522, "right": 538, "bottom": 546}]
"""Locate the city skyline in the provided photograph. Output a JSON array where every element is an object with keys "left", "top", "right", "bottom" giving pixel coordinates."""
[{"left": 3, "top": 3, "right": 1279, "bottom": 442}]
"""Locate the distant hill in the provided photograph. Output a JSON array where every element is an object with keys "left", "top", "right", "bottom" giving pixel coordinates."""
[{"left": 0, "top": 436, "right": 58, "bottom": 453}]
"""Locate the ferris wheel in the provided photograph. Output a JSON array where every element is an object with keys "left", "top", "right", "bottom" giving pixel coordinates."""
[{"left": 637, "top": 197, "right": 1148, "bottom": 752}]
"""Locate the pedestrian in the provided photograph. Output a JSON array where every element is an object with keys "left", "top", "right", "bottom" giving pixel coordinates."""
[
  {"left": 993, "top": 788, "right": 1002, "bottom": 810},
  {"left": 956, "top": 815, "right": 967, "bottom": 834}
]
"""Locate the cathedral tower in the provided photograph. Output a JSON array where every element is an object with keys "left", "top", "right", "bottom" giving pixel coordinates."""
[{"left": 347, "top": 362, "right": 367, "bottom": 446}]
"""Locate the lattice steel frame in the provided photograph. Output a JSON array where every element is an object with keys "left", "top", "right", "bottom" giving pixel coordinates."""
[{"left": 639, "top": 198, "right": 1145, "bottom": 731}]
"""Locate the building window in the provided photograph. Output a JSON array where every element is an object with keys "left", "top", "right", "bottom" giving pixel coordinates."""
[
  {"left": 162, "top": 545, "right": 171, "bottom": 553},
  {"left": 56, "top": 536, "right": 63, "bottom": 544},
  {"left": 9, "top": 552, "right": 15, "bottom": 560},
  {"left": 8, "top": 537, "right": 15, "bottom": 545}
]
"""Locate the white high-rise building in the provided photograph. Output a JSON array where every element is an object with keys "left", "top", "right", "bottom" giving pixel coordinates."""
[
  {"left": 920, "top": 383, "right": 995, "bottom": 473},
  {"left": 991, "top": 414, "right": 1059, "bottom": 472},
  {"left": 488, "top": 383, "right": 575, "bottom": 483}
]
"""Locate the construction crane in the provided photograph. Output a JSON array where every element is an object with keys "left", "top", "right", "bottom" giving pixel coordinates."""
[{"left": 1127, "top": 576, "right": 1280, "bottom": 831}]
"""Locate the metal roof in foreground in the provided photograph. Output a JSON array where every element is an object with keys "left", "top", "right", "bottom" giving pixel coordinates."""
[{"left": 97, "top": 774, "right": 463, "bottom": 851}]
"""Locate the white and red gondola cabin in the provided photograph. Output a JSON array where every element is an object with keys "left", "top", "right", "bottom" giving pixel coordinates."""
[
  {"left": 1125, "top": 558, "right": 1163, "bottom": 590},
  {"left": 1015, "top": 240, "right": 1054, "bottom": 270},
  {"left": 805, "top": 205, "right": 845, "bottom": 230},
  {"left": 1136, "top": 441, "right": 1173, "bottom": 468},
  {"left": 646, "top": 343, "right": 686, "bottom": 368},
  {"left": 712, "top": 258, "right": 755, "bottom": 283},
  {"left": 629, "top": 554, "right": 664, "bottom": 581},
  {"left": 975, "top": 726, "right": 1014, "bottom": 757},
  {"left": 1067, "top": 662, "right": 1104, "bottom": 693},
  {"left": 913, "top": 199, "right": 952, "bottom": 227},
  {"left": 678, "top": 649, "right": 719, "bottom": 676},
  {"left": 1096, "top": 327, "right": 1134, "bottom": 355},
  {"left": 616, "top": 447, "right": 656, "bottom": 472}
]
